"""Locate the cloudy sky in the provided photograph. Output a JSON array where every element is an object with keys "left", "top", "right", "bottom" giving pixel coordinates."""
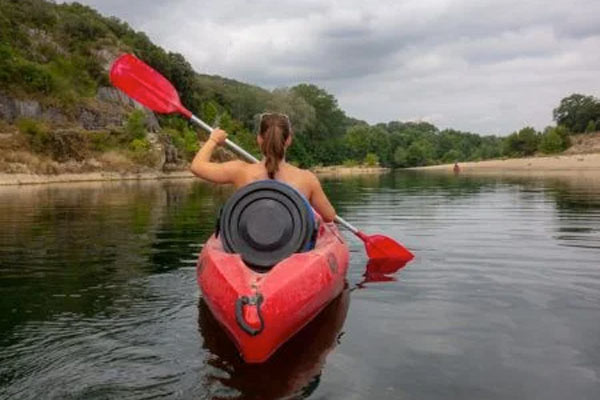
[{"left": 74, "top": 0, "right": 599, "bottom": 134}]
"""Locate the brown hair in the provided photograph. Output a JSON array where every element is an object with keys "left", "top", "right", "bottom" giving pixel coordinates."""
[{"left": 258, "top": 113, "right": 292, "bottom": 179}]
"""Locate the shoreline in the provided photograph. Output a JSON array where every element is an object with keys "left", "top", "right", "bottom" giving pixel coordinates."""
[
  {"left": 410, "top": 153, "right": 600, "bottom": 176},
  {"left": 0, "top": 171, "right": 197, "bottom": 186},
  {"left": 0, "top": 165, "right": 390, "bottom": 187},
  {"left": 311, "top": 165, "right": 390, "bottom": 177}
]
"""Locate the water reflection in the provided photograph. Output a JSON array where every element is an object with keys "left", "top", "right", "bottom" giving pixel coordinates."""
[
  {"left": 355, "top": 259, "right": 410, "bottom": 288},
  {"left": 0, "top": 171, "right": 599, "bottom": 399},
  {"left": 0, "top": 181, "right": 221, "bottom": 334},
  {"left": 197, "top": 288, "right": 350, "bottom": 400}
]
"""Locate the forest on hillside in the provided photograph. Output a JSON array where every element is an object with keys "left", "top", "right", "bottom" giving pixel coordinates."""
[{"left": 1, "top": 0, "right": 600, "bottom": 172}]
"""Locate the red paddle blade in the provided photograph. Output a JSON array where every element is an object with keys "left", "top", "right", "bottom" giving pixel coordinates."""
[
  {"left": 109, "top": 54, "right": 192, "bottom": 118},
  {"left": 366, "top": 258, "right": 409, "bottom": 275},
  {"left": 358, "top": 232, "right": 414, "bottom": 262},
  {"left": 356, "top": 259, "right": 408, "bottom": 289}
]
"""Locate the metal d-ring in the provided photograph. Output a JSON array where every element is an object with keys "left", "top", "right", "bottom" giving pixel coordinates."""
[{"left": 235, "top": 293, "right": 264, "bottom": 336}]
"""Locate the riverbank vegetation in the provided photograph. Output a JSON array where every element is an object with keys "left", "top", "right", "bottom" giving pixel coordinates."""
[{"left": 1, "top": 0, "right": 599, "bottom": 175}]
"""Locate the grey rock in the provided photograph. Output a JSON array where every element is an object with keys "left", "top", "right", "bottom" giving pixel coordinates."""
[
  {"left": 0, "top": 93, "right": 17, "bottom": 122},
  {"left": 93, "top": 49, "right": 119, "bottom": 72},
  {"left": 164, "top": 143, "right": 179, "bottom": 164},
  {"left": 97, "top": 87, "right": 160, "bottom": 131},
  {"left": 97, "top": 87, "right": 136, "bottom": 107},
  {"left": 78, "top": 106, "right": 123, "bottom": 130},
  {"left": 42, "top": 107, "right": 68, "bottom": 125},
  {"left": 144, "top": 110, "right": 160, "bottom": 132},
  {"left": 78, "top": 109, "right": 101, "bottom": 130},
  {"left": 0, "top": 93, "right": 62, "bottom": 124},
  {"left": 15, "top": 100, "right": 41, "bottom": 119},
  {"left": 0, "top": 93, "right": 43, "bottom": 122}
]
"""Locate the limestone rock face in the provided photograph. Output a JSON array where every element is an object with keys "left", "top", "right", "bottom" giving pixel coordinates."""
[
  {"left": 96, "top": 87, "right": 159, "bottom": 131},
  {"left": 0, "top": 94, "right": 43, "bottom": 122},
  {"left": 96, "top": 87, "right": 136, "bottom": 107}
]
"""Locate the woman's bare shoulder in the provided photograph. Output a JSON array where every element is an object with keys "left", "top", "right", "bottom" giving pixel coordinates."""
[
  {"left": 284, "top": 164, "right": 315, "bottom": 180},
  {"left": 294, "top": 166, "right": 321, "bottom": 190}
]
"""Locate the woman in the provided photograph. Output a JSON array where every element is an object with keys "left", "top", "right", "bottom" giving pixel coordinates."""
[{"left": 190, "top": 113, "right": 336, "bottom": 222}]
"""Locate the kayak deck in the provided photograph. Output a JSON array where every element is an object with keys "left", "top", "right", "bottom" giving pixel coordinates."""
[{"left": 197, "top": 222, "right": 349, "bottom": 363}]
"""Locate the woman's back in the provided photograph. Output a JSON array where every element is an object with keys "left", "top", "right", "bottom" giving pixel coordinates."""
[
  {"left": 190, "top": 113, "right": 336, "bottom": 222},
  {"left": 230, "top": 160, "right": 335, "bottom": 222},
  {"left": 233, "top": 161, "right": 311, "bottom": 196}
]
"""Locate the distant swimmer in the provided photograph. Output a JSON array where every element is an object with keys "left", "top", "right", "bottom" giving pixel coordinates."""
[{"left": 453, "top": 163, "right": 461, "bottom": 174}]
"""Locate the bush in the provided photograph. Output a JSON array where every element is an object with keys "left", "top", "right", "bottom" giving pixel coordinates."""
[
  {"left": 18, "top": 62, "right": 55, "bottom": 94},
  {"left": 89, "top": 130, "right": 119, "bottom": 152},
  {"left": 60, "top": 14, "right": 110, "bottom": 43},
  {"left": 18, "top": 120, "right": 89, "bottom": 161},
  {"left": 17, "top": 118, "right": 51, "bottom": 154},
  {"left": 538, "top": 131, "right": 563, "bottom": 154},
  {"left": 502, "top": 127, "right": 540, "bottom": 157},
  {"left": 47, "top": 56, "right": 97, "bottom": 99},
  {"left": 125, "top": 110, "right": 147, "bottom": 141},
  {"left": 539, "top": 126, "right": 570, "bottom": 154},
  {"left": 182, "top": 128, "right": 199, "bottom": 159},
  {"left": 17, "top": 118, "right": 47, "bottom": 137},
  {"left": 363, "top": 152, "right": 379, "bottom": 167},
  {"left": 585, "top": 120, "right": 596, "bottom": 133},
  {"left": 129, "top": 138, "right": 151, "bottom": 152},
  {"left": 0, "top": 44, "right": 17, "bottom": 84},
  {"left": 129, "top": 138, "right": 159, "bottom": 166},
  {"left": 393, "top": 147, "right": 408, "bottom": 167},
  {"left": 164, "top": 127, "right": 200, "bottom": 161},
  {"left": 343, "top": 159, "right": 358, "bottom": 167}
]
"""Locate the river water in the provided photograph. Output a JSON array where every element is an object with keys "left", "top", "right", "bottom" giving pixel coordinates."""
[{"left": 0, "top": 171, "right": 599, "bottom": 399}]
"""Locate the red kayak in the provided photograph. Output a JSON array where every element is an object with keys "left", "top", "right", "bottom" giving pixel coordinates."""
[{"left": 197, "top": 221, "right": 349, "bottom": 363}]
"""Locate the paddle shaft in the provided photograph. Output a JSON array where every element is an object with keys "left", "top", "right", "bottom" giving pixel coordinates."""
[
  {"left": 189, "top": 114, "right": 359, "bottom": 233},
  {"left": 190, "top": 115, "right": 257, "bottom": 163}
]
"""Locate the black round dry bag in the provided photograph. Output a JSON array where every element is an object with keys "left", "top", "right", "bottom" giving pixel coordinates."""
[{"left": 218, "top": 180, "right": 315, "bottom": 269}]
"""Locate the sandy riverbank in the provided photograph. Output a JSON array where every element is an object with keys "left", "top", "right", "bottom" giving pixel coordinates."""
[
  {"left": 0, "top": 165, "right": 390, "bottom": 186},
  {"left": 412, "top": 153, "right": 600, "bottom": 177},
  {"left": 0, "top": 171, "right": 197, "bottom": 186},
  {"left": 311, "top": 165, "right": 390, "bottom": 177}
]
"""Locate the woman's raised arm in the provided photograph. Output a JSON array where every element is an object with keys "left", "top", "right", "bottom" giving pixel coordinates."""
[{"left": 190, "top": 129, "right": 244, "bottom": 184}]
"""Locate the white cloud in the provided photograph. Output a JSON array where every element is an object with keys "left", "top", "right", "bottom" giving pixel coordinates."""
[{"left": 72, "top": 0, "right": 600, "bottom": 134}]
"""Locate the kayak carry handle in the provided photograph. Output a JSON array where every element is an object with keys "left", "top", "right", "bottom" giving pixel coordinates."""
[{"left": 235, "top": 294, "right": 265, "bottom": 336}]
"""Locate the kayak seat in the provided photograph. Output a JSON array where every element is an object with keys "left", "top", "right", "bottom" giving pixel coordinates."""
[{"left": 218, "top": 180, "right": 317, "bottom": 270}]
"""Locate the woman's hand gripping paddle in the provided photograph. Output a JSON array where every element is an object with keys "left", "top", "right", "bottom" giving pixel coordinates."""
[{"left": 109, "top": 53, "right": 414, "bottom": 263}]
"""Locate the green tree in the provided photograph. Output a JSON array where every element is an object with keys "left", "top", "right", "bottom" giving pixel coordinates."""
[
  {"left": 291, "top": 84, "right": 347, "bottom": 140},
  {"left": 393, "top": 147, "right": 409, "bottom": 167},
  {"left": 518, "top": 127, "right": 540, "bottom": 155},
  {"left": 538, "top": 126, "right": 570, "bottom": 154},
  {"left": 266, "top": 88, "right": 316, "bottom": 135},
  {"left": 503, "top": 126, "right": 540, "bottom": 157},
  {"left": 406, "top": 140, "right": 435, "bottom": 167},
  {"left": 343, "top": 125, "right": 391, "bottom": 166},
  {"left": 442, "top": 149, "right": 463, "bottom": 163},
  {"left": 343, "top": 125, "right": 371, "bottom": 161},
  {"left": 553, "top": 94, "right": 600, "bottom": 133},
  {"left": 539, "top": 130, "right": 563, "bottom": 154}
]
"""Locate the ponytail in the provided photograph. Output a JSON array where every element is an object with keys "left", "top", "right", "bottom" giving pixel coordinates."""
[{"left": 259, "top": 114, "right": 291, "bottom": 179}]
